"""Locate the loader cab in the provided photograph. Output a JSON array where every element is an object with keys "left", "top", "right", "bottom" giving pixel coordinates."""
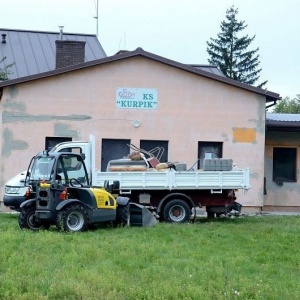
[{"left": 25, "top": 152, "right": 90, "bottom": 189}]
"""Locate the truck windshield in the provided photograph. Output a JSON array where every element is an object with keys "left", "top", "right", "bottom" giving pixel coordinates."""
[{"left": 30, "top": 156, "right": 55, "bottom": 181}]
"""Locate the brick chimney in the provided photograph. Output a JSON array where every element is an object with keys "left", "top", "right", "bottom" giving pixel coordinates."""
[{"left": 55, "top": 40, "right": 86, "bottom": 69}]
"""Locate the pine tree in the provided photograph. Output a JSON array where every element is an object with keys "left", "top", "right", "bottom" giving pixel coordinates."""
[
  {"left": 207, "top": 6, "right": 266, "bottom": 87},
  {"left": 0, "top": 56, "right": 14, "bottom": 81}
]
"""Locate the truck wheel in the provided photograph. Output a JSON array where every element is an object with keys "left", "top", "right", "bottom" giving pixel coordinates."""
[
  {"left": 116, "top": 203, "right": 130, "bottom": 226},
  {"left": 163, "top": 200, "right": 191, "bottom": 223},
  {"left": 18, "top": 206, "right": 50, "bottom": 231},
  {"left": 56, "top": 204, "right": 88, "bottom": 232}
]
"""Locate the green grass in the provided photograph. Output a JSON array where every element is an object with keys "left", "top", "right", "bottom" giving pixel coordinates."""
[{"left": 1, "top": 214, "right": 300, "bottom": 300}]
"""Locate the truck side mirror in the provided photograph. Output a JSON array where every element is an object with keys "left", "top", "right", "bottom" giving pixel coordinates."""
[{"left": 112, "top": 181, "right": 120, "bottom": 190}]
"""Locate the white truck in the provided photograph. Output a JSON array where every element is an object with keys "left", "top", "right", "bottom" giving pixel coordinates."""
[{"left": 4, "top": 136, "right": 250, "bottom": 222}]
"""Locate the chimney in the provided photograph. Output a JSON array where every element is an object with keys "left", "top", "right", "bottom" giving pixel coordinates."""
[
  {"left": 59, "top": 26, "right": 64, "bottom": 40},
  {"left": 2, "top": 34, "right": 6, "bottom": 44},
  {"left": 55, "top": 40, "right": 86, "bottom": 69}
]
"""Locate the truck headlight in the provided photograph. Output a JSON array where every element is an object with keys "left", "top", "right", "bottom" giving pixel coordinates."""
[{"left": 5, "top": 187, "right": 20, "bottom": 194}]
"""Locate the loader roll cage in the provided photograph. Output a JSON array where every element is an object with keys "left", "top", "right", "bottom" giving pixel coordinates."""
[{"left": 25, "top": 152, "right": 90, "bottom": 188}]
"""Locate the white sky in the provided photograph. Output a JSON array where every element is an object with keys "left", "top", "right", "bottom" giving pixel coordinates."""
[{"left": 2, "top": 0, "right": 300, "bottom": 98}]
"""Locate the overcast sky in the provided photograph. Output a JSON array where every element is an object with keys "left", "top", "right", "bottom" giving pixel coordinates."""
[{"left": 2, "top": 0, "right": 300, "bottom": 98}]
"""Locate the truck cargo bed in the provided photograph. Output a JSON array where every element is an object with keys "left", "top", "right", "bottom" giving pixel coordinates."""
[{"left": 96, "top": 168, "right": 250, "bottom": 191}]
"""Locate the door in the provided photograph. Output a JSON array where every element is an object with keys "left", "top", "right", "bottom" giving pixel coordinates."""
[{"left": 101, "top": 139, "right": 131, "bottom": 171}]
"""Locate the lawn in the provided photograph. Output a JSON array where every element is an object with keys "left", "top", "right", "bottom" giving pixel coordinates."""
[{"left": 0, "top": 213, "right": 300, "bottom": 300}]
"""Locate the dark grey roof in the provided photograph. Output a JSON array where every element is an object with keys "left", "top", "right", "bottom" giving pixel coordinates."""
[
  {"left": 0, "top": 28, "right": 106, "bottom": 80},
  {"left": 266, "top": 113, "right": 300, "bottom": 131},
  {"left": 114, "top": 52, "right": 226, "bottom": 77},
  {"left": 0, "top": 47, "right": 280, "bottom": 103},
  {"left": 189, "top": 65, "right": 225, "bottom": 77}
]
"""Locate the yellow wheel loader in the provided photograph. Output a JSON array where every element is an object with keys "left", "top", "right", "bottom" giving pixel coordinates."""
[{"left": 18, "top": 151, "right": 156, "bottom": 232}]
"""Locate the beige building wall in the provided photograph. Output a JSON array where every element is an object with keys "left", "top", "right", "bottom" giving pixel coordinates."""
[
  {"left": 1, "top": 56, "right": 266, "bottom": 210},
  {"left": 264, "top": 131, "right": 300, "bottom": 211}
]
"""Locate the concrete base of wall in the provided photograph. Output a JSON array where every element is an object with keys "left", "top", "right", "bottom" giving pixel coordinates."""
[
  {"left": 241, "top": 206, "right": 262, "bottom": 214},
  {"left": 0, "top": 202, "right": 11, "bottom": 213},
  {"left": 262, "top": 205, "right": 300, "bottom": 213},
  {"left": 243, "top": 205, "right": 300, "bottom": 214}
]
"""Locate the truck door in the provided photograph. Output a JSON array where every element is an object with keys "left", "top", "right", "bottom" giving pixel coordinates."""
[{"left": 101, "top": 139, "right": 130, "bottom": 171}]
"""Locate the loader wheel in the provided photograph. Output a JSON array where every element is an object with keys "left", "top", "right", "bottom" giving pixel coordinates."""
[
  {"left": 163, "top": 200, "right": 191, "bottom": 223},
  {"left": 115, "top": 203, "right": 130, "bottom": 226},
  {"left": 56, "top": 204, "right": 88, "bottom": 232},
  {"left": 18, "top": 206, "right": 50, "bottom": 231}
]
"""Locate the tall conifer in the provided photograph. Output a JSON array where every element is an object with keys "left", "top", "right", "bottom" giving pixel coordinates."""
[
  {"left": 207, "top": 6, "right": 266, "bottom": 87},
  {"left": 0, "top": 57, "right": 14, "bottom": 81}
]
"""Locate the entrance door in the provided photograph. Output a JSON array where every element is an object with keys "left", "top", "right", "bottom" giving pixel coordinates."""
[{"left": 101, "top": 139, "right": 130, "bottom": 171}]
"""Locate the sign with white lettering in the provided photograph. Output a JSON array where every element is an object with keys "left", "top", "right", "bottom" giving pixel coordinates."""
[{"left": 116, "top": 88, "right": 158, "bottom": 109}]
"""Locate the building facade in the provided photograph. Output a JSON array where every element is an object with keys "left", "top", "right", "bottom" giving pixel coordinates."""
[
  {"left": 0, "top": 48, "right": 280, "bottom": 212},
  {"left": 264, "top": 114, "right": 300, "bottom": 212}
]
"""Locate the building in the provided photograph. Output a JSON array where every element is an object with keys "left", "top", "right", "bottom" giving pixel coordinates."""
[
  {"left": 264, "top": 113, "right": 300, "bottom": 212},
  {"left": 0, "top": 28, "right": 106, "bottom": 80},
  {"left": 0, "top": 42, "right": 281, "bottom": 212}
]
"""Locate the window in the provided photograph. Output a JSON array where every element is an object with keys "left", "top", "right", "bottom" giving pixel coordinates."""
[
  {"left": 45, "top": 137, "right": 72, "bottom": 151},
  {"left": 140, "top": 140, "right": 168, "bottom": 163},
  {"left": 60, "top": 155, "right": 88, "bottom": 185},
  {"left": 197, "top": 142, "right": 223, "bottom": 169},
  {"left": 58, "top": 147, "right": 82, "bottom": 155},
  {"left": 101, "top": 139, "right": 131, "bottom": 171},
  {"left": 273, "top": 147, "right": 297, "bottom": 183}
]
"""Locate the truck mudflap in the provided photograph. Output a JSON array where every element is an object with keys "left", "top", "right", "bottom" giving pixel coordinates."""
[
  {"left": 233, "top": 202, "right": 242, "bottom": 212},
  {"left": 129, "top": 203, "right": 157, "bottom": 227}
]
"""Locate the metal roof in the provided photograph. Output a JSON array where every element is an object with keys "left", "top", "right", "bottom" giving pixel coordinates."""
[
  {"left": 266, "top": 113, "right": 300, "bottom": 131},
  {"left": 189, "top": 65, "right": 225, "bottom": 77},
  {"left": 0, "top": 47, "right": 280, "bottom": 103},
  {"left": 267, "top": 113, "right": 300, "bottom": 122},
  {"left": 0, "top": 28, "right": 106, "bottom": 80}
]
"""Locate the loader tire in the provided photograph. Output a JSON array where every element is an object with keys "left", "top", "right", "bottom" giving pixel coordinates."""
[
  {"left": 56, "top": 204, "right": 88, "bottom": 232},
  {"left": 163, "top": 200, "right": 190, "bottom": 223},
  {"left": 18, "top": 205, "right": 50, "bottom": 231},
  {"left": 115, "top": 203, "right": 130, "bottom": 226}
]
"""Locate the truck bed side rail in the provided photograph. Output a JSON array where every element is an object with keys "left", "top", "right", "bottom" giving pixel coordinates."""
[{"left": 96, "top": 168, "right": 251, "bottom": 190}]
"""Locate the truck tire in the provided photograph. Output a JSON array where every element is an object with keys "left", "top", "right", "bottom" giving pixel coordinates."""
[
  {"left": 115, "top": 203, "right": 130, "bottom": 226},
  {"left": 56, "top": 204, "right": 88, "bottom": 232},
  {"left": 18, "top": 205, "right": 50, "bottom": 231},
  {"left": 163, "top": 200, "right": 191, "bottom": 223}
]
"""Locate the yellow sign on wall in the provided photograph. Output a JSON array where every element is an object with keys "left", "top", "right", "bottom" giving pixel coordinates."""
[{"left": 233, "top": 128, "right": 256, "bottom": 143}]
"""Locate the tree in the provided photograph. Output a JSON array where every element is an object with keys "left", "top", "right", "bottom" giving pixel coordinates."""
[
  {"left": 272, "top": 95, "right": 300, "bottom": 113},
  {"left": 207, "top": 6, "right": 267, "bottom": 87},
  {"left": 0, "top": 56, "right": 14, "bottom": 81}
]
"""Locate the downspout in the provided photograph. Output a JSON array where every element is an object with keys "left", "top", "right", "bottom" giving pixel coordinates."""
[{"left": 266, "top": 97, "right": 282, "bottom": 110}]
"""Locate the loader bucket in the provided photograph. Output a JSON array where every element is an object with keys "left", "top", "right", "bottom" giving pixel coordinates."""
[{"left": 129, "top": 203, "right": 158, "bottom": 227}]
